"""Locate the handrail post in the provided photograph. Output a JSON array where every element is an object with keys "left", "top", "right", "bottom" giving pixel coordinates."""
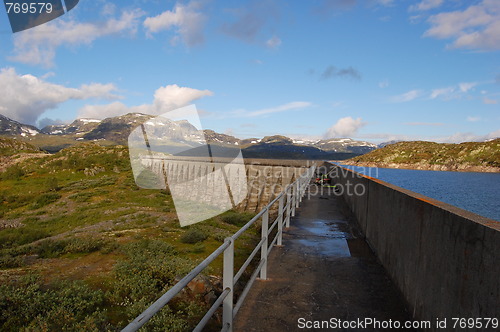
[
  {"left": 298, "top": 177, "right": 303, "bottom": 201},
  {"left": 285, "top": 187, "right": 291, "bottom": 228},
  {"left": 260, "top": 209, "right": 269, "bottom": 280},
  {"left": 299, "top": 176, "right": 304, "bottom": 203},
  {"left": 223, "top": 238, "right": 234, "bottom": 332},
  {"left": 295, "top": 181, "right": 300, "bottom": 209},
  {"left": 302, "top": 171, "right": 310, "bottom": 199},
  {"left": 277, "top": 194, "right": 284, "bottom": 246},
  {"left": 291, "top": 182, "right": 297, "bottom": 217}
]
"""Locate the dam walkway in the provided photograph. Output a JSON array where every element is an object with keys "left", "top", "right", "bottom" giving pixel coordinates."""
[{"left": 234, "top": 186, "right": 413, "bottom": 331}]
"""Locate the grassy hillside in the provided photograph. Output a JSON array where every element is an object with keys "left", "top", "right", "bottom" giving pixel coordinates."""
[
  {"left": 0, "top": 137, "right": 42, "bottom": 156},
  {"left": 0, "top": 140, "right": 258, "bottom": 331},
  {"left": 0, "top": 137, "right": 48, "bottom": 173},
  {"left": 345, "top": 139, "right": 500, "bottom": 172}
]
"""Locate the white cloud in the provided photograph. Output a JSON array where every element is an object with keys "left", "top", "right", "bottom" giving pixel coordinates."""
[
  {"left": 409, "top": 0, "right": 444, "bottom": 12},
  {"left": 0, "top": 67, "right": 119, "bottom": 124},
  {"left": 437, "top": 129, "right": 500, "bottom": 143},
  {"left": 430, "top": 86, "right": 455, "bottom": 99},
  {"left": 424, "top": 0, "right": 500, "bottom": 51},
  {"left": 391, "top": 82, "right": 480, "bottom": 103},
  {"left": 429, "top": 82, "right": 479, "bottom": 100},
  {"left": 10, "top": 9, "right": 144, "bottom": 67},
  {"left": 247, "top": 101, "right": 312, "bottom": 117},
  {"left": 391, "top": 89, "right": 422, "bottom": 102},
  {"left": 325, "top": 116, "right": 366, "bottom": 138},
  {"left": 78, "top": 84, "right": 213, "bottom": 119},
  {"left": 153, "top": 84, "right": 213, "bottom": 111},
  {"left": 210, "top": 101, "right": 313, "bottom": 119},
  {"left": 266, "top": 36, "right": 282, "bottom": 49},
  {"left": 459, "top": 82, "right": 477, "bottom": 92},
  {"left": 467, "top": 116, "right": 481, "bottom": 122},
  {"left": 143, "top": 1, "right": 206, "bottom": 46}
]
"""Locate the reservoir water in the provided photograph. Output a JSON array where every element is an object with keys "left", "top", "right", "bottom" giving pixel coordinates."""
[{"left": 340, "top": 166, "right": 500, "bottom": 222}]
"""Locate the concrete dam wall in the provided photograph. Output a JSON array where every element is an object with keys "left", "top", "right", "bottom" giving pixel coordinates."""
[
  {"left": 140, "top": 156, "right": 311, "bottom": 213},
  {"left": 330, "top": 163, "right": 500, "bottom": 326},
  {"left": 242, "top": 162, "right": 305, "bottom": 212}
]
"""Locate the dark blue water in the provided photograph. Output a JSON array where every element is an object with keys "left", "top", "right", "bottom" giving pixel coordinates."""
[{"left": 341, "top": 166, "right": 500, "bottom": 221}]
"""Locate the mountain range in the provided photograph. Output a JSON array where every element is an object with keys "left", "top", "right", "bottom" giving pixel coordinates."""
[
  {"left": 0, "top": 114, "right": 40, "bottom": 137},
  {"left": 0, "top": 113, "right": 377, "bottom": 159}
]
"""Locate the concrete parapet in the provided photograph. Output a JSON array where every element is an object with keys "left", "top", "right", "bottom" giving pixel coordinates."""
[
  {"left": 330, "top": 163, "right": 500, "bottom": 327},
  {"left": 143, "top": 157, "right": 312, "bottom": 213}
]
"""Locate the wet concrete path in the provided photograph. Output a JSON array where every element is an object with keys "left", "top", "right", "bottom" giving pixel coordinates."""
[{"left": 233, "top": 186, "right": 414, "bottom": 331}]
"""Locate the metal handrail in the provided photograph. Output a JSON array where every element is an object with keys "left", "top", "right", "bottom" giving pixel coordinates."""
[
  {"left": 193, "top": 287, "right": 230, "bottom": 332},
  {"left": 122, "top": 240, "right": 232, "bottom": 332},
  {"left": 233, "top": 237, "right": 265, "bottom": 285},
  {"left": 122, "top": 165, "right": 316, "bottom": 332}
]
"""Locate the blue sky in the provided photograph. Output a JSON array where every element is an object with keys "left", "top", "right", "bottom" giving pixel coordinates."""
[{"left": 0, "top": 0, "right": 499, "bottom": 143}]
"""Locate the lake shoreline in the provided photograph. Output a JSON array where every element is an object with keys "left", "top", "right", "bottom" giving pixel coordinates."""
[{"left": 340, "top": 161, "right": 500, "bottom": 173}]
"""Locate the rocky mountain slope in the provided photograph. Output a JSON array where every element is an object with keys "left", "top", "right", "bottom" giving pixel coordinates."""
[
  {"left": 0, "top": 114, "right": 40, "bottom": 137},
  {"left": 0, "top": 137, "right": 47, "bottom": 172},
  {"left": 41, "top": 118, "right": 102, "bottom": 136},
  {"left": 82, "top": 113, "right": 154, "bottom": 143},
  {"left": 311, "top": 138, "right": 377, "bottom": 154},
  {"left": 0, "top": 137, "right": 42, "bottom": 155},
  {"left": 343, "top": 139, "right": 500, "bottom": 172},
  {"left": 240, "top": 135, "right": 361, "bottom": 160},
  {"left": 0, "top": 113, "right": 376, "bottom": 159}
]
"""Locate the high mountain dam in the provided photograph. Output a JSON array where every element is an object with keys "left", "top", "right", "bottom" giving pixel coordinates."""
[{"left": 125, "top": 158, "right": 499, "bottom": 331}]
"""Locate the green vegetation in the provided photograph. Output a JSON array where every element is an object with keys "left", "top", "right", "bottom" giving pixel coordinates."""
[
  {"left": 180, "top": 228, "right": 208, "bottom": 244},
  {"left": 0, "top": 137, "right": 42, "bottom": 156},
  {"left": 0, "top": 139, "right": 260, "bottom": 330},
  {"left": 0, "top": 275, "right": 108, "bottom": 331},
  {"left": 30, "top": 192, "right": 62, "bottom": 210},
  {"left": 346, "top": 139, "right": 500, "bottom": 171},
  {"left": 1, "top": 164, "right": 25, "bottom": 180},
  {"left": 220, "top": 210, "right": 256, "bottom": 227}
]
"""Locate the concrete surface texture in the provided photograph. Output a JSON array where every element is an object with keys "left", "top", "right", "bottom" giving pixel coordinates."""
[
  {"left": 332, "top": 164, "right": 500, "bottom": 324},
  {"left": 234, "top": 186, "right": 413, "bottom": 331},
  {"left": 143, "top": 157, "right": 308, "bottom": 213}
]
